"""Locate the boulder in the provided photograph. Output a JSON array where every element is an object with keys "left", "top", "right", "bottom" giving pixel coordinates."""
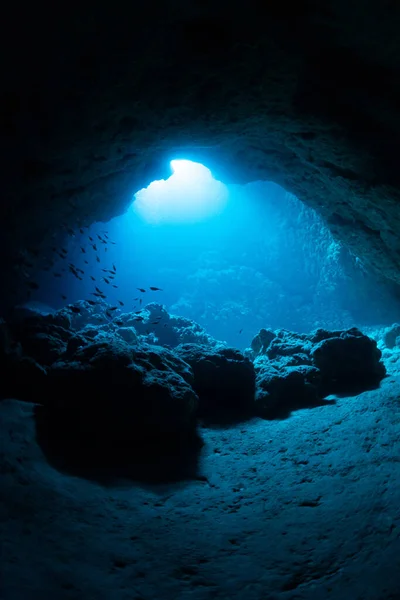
[
  {"left": 254, "top": 356, "right": 321, "bottom": 417},
  {"left": 311, "top": 328, "right": 386, "bottom": 394},
  {"left": 176, "top": 343, "right": 256, "bottom": 419},
  {"left": 46, "top": 339, "right": 199, "bottom": 447},
  {"left": 382, "top": 323, "right": 400, "bottom": 349}
]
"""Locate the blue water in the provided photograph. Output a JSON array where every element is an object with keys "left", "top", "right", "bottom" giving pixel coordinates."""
[{"left": 29, "top": 163, "right": 400, "bottom": 349}]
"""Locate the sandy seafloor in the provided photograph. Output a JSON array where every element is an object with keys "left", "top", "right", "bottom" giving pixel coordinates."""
[{"left": 1, "top": 358, "right": 400, "bottom": 600}]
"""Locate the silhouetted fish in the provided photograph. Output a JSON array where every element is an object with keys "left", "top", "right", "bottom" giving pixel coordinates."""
[{"left": 149, "top": 287, "right": 162, "bottom": 291}]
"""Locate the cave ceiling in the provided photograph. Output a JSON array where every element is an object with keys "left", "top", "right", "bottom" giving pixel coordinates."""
[{"left": 1, "top": 1, "right": 400, "bottom": 308}]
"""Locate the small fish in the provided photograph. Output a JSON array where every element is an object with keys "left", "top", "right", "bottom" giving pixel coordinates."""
[
  {"left": 53, "top": 272, "right": 62, "bottom": 277},
  {"left": 86, "top": 300, "right": 97, "bottom": 306},
  {"left": 92, "top": 244, "right": 97, "bottom": 251},
  {"left": 95, "top": 286, "right": 103, "bottom": 294},
  {"left": 112, "top": 263, "right": 117, "bottom": 272},
  {"left": 109, "top": 306, "right": 118, "bottom": 311},
  {"left": 105, "top": 311, "right": 113, "bottom": 319},
  {"left": 133, "top": 297, "right": 139, "bottom": 301},
  {"left": 77, "top": 268, "right": 84, "bottom": 274},
  {"left": 102, "top": 277, "right": 110, "bottom": 284},
  {"left": 118, "top": 300, "right": 124, "bottom": 306},
  {"left": 96, "top": 255, "right": 100, "bottom": 263},
  {"left": 112, "top": 284, "right": 118, "bottom": 288},
  {"left": 69, "top": 306, "right": 81, "bottom": 314},
  {"left": 61, "top": 294, "right": 67, "bottom": 300},
  {"left": 110, "top": 241, "right": 116, "bottom": 245},
  {"left": 105, "top": 247, "right": 108, "bottom": 252},
  {"left": 89, "top": 236, "right": 93, "bottom": 242},
  {"left": 90, "top": 276, "right": 96, "bottom": 281},
  {"left": 27, "top": 281, "right": 39, "bottom": 290},
  {"left": 114, "top": 319, "right": 124, "bottom": 326},
  {"left": 149, "top": 287, "right": 163, "bottom": 291},
  {"left": 97, "top": 234, "right": 103, "bottom": 241},
  {"left": 84, "top": 260, "right": 89, "bottom": 264},
  {"left": 137, "top": 288, "right": 146, "bottom": 293},
  {"left": 80, "top": 247, "right": 86, "bottom": 254},
  {"left": 151, "top": 320, "right": 160, "bottom": 325},
  {"left": 80, "top": 228, "right": 85, "bottom": 234},
  {"left": 239, "top": 329, "right": 243, "bottom": 334}
]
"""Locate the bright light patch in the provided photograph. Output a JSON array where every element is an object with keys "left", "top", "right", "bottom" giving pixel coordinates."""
[{"left": 132, "top": 160, "right": 228, "bottom": 224}]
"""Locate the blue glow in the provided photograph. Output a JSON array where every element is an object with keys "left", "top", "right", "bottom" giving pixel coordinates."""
[{"left": 132, "top": 160, "right": 228, "bottom": 224}]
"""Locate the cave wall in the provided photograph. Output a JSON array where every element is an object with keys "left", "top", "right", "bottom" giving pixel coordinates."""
[{"left": 2, "top": 1, "right": 400, "bottom": 310}]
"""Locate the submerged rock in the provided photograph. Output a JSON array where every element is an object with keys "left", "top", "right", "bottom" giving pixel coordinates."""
[
  {"left": 250, "top": 328, "right": 275, "bottom": 357},
  {"left": 311, "top": 328, "right": 386, "bottom": 395},
  {"left": 46, "top": 339, "right": 199, "bottom": 447},
  {"left": 0, "top": 302, "right": 388, "bottom": 429},
  {"left": 254, "top": 357, "right": 321, "bottom": 417},
  {"left": 382, "top": 323, "right": 400, "bottom": 349},
  {"left": 176, "top": 343, "right": 256, "bottom": 419},
  {"left": 252, "top": 326, "right": 386, "bottom": 417}
]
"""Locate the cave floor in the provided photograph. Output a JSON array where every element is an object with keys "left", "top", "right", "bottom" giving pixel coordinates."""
[{"left": 1, "top": 375, "right": 400, "bottom": 600}]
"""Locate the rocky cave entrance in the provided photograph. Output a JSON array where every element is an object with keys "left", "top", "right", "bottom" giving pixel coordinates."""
[{"left": 3, "top": 3, "right": 400, "bottom": 597}]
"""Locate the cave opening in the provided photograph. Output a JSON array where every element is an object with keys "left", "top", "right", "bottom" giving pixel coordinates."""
[{"left": 21, "top": 160, "right": 400, "bottom": 350}]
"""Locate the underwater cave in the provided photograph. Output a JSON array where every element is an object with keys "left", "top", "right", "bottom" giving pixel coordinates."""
[{"left": 2, "top": 3, "right": 400, "bottom": 599}]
